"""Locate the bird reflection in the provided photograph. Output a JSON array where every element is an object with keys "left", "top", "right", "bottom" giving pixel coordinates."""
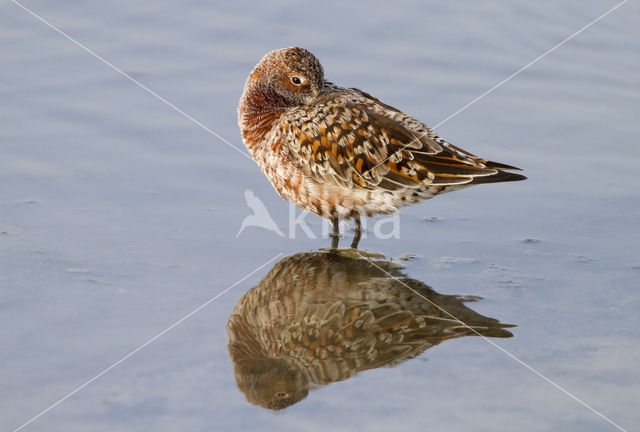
[{"left": 226, "top": 249, "right": 514, "bottom": 410}]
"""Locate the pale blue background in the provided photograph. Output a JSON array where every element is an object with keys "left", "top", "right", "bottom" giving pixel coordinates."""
[{"left": 1, "top": 1, "right": 639, "bottom": 431}]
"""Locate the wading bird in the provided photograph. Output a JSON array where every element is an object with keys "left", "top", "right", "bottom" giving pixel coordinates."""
[{"left": 238, "top": 47, "right": 525, "bottom": 248}]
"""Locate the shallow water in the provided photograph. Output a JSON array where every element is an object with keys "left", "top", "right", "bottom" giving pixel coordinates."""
[{"left": 1, "top": 1, "right": 639, "bottom": 431}]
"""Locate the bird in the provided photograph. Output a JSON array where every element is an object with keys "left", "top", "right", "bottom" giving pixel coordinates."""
[
  {"left": 238, "top": 47, "right": 526, "bottom": 248},
  {"left": 236, "top": 189, "right": 285, "bottom": 238},
  {"left": 226, "top": 249, "right": 515, "bottom": 410}
]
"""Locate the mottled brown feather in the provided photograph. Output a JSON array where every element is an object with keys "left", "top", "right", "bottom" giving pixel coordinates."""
[{"left": 238, "top": 47, "right": 526, "bottom": 220}]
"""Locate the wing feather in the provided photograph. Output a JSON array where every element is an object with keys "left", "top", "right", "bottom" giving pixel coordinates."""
[{"left": 280, "top": 87, "right": 523, "bottom": 191}]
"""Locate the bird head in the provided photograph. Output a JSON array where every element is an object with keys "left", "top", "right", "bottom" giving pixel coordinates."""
[
  {"left": 241, "top": 47, "right": 325, "bottom": 112},
  {"left": 233, "top": 357, "right": 310, "bottom": 410}
]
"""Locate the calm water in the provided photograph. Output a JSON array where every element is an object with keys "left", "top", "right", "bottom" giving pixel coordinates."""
[{"left": 1, "top": 1, "right": 639, "bottom": 431}]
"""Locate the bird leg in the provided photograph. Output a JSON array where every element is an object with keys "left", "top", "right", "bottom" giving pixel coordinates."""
[
  {"left": 350, "top": 216, "right": 362, "bottom": 249},
  {"left": 330, "top": 216, "right": 340, "bottom": 249}
]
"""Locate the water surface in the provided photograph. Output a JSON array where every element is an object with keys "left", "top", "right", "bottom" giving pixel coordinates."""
[{"left": 1, "top": 1, "right": 639, "bottom": 431}]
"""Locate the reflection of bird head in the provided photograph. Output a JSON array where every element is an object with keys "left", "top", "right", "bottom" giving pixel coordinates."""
[{"left": 232, "top": 357, "right": 309, "bottom": 410}]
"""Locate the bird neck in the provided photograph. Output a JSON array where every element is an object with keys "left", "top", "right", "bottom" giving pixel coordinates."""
[{"left": 238, "top": 84, "right": 289, "bottom": 149}]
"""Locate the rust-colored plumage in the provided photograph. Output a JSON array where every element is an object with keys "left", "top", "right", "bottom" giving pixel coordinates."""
[
  {"left": 226, "top": 250, "right": 514, "bottom": 410},
  {"left": 238, "top": 47, "right": 525, "bottom": 244}
]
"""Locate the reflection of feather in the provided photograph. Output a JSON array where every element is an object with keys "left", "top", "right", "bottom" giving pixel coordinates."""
[
  {"left": 236, "top": 189, "right": 284, "bottom": 238},
  {"left": 226, "top": 250, "right": 514, "bottom": 410}
]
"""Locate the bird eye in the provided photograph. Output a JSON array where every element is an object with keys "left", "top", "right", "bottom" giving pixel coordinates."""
[
  {"left": 290, "top": 76, "right": 302, "bottom": 85},
  {"left": 276, "top": 392, "right": 289, "bottom": 398}
]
